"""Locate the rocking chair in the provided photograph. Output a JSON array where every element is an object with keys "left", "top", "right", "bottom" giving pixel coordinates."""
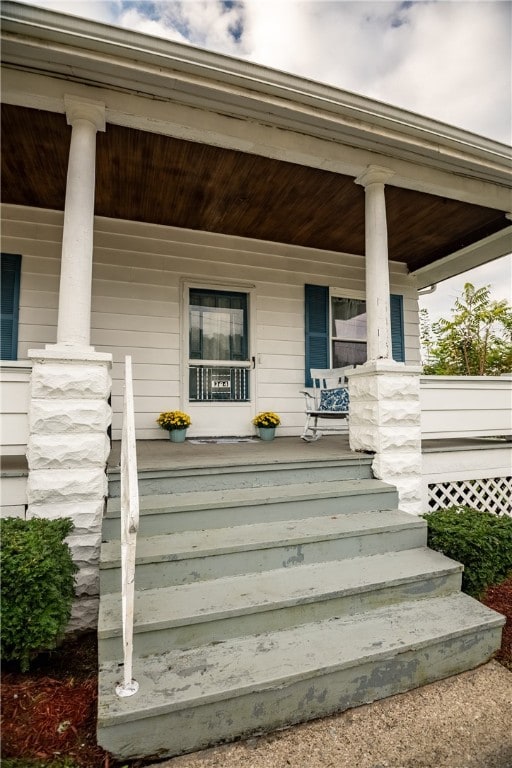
[{"left": 301, "top": 367, "right": 350, "bottom": 442}]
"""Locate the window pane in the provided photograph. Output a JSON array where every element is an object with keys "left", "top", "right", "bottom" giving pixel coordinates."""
[
  {"left": 331, "top": 297, "right": 367, "bottom": 340},
  {"left": 189, "top": 289, "right": 248, "bottom": 361},
  {"left": 331, "top": 296, "right": 367, "bottom": 367},
  {"left": 332, "top": 340, "right": 367, "bottom": 367}
]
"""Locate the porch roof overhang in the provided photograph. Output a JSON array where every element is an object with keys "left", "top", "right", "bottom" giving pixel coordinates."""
[{"left": 1, "top": 1, "right": 511, "bottom": 288}]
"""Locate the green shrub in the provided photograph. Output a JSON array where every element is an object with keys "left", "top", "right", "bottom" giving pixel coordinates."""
[
  {"left": 0, "top": 517, "right": 77, "bottom": 671},
  {"left": 422, "top": 506, "right": 512, "bottom": 597}
]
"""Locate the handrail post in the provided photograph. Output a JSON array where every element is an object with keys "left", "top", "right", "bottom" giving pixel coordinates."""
[{"left": 115, "top": 355, "right": 140, "bottom": 697}]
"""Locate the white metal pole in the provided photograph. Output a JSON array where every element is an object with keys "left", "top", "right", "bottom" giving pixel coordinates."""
[{"left": 116, "top": 356, "right": 140, "bottom": 697}]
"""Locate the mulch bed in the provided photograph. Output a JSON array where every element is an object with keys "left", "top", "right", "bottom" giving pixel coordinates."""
[
  {"left": 1, "top": 633, "right": 112, "bottom": 768},
  {"left": 481, "top": 576, "right": 512, "bottom": 671},
  {"left": 2, "top": 578, "right": 511, "bottom": 768}
]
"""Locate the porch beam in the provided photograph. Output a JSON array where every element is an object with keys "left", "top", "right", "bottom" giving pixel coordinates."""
[
  {"left": 355, "top": 165, "right": 394, "bottom": 362},
  {"left": 55, "top": 96, "right": 105, "bottom": 349}
]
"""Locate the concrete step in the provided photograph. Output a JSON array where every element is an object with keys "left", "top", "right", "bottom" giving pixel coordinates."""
[
  {"left": 103, "top": 478, "right": 399, "bottom": 539},
  {"left": 107, "top": 455, "right": 374, "bottom": 497},
  {"left": 100, "top": 508, "right": 426, "bottom": 593},
  {"left": 98, "top": 547, "right": 462, "bottom": 661},
  {"left": 97, "top": 592, "right": 505, "bottom": 760}
]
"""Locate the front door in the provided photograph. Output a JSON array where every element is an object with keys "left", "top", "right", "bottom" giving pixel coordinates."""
[{"left": 185, "top": 287, "right": 254, "bottom": 436}]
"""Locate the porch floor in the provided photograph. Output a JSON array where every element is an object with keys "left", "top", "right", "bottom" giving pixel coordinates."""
[
  {"left": 106, "top": 435, "right": 356, "bottom": 473},
  {"left": 2, "top": 436, "right": 507, "bottom": 477}
]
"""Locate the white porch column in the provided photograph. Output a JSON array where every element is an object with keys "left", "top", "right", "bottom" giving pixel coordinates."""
[
  {"left": 355, "top": 165, "right": 394, "bottom": 361},
  {"left": 56, "top": 96, "right": 105, "bottom": 349},
  {"left": 348, "top": 165, "right": 423, "bottom": 515},
  {"left": 26, "top": 97, "right": 112, "bottom": 632}
]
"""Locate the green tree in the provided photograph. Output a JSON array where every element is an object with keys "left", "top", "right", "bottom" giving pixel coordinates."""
[{"left": 422, "top": 282, "right": 512, "bottom": 375}]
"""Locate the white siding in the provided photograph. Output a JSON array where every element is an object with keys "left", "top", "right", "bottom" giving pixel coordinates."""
[
  {"left": 1, "top": 204, "right": 420, "bottom": 439},
  {"left": 0, "top": 362, "right": 31, "bottom": 454}
]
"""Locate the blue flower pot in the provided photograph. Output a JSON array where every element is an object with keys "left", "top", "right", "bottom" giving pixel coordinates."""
[
  {"left": 258, "top": 427, "right": 276, "bottom": 441},
  {"left": 169, "top": 429, "right": 187, "bottom": 443}
]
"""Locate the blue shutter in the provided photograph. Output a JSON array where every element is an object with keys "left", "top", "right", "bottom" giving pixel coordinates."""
[
  {"left": 304, "top": 284, "right": 329, "bottom": 386},
  {"left": 1, "top": 254, "right": 21, "bottom": 360},
  {"left": 304, "top": 285, "right": 405, "bottom": 381},
  {"left": 390, "top": 293, "right": 405, "bottom": 362}
]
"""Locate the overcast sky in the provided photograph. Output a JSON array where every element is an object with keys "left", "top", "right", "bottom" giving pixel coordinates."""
[{"left": 15, "top": 0, "right": 512, "bottom": 320}]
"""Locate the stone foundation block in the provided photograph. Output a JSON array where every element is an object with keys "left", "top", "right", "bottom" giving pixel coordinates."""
[
  {"left": 27, "top": 468, "right": 107, "bottom": 505},
  {"left": 396, "top": 475, "right": 424, "bottom": 505},
  {"left": 350, "top": 425, "right": 421, "bottom": 453},
  {"left": 27, "top": 499, "right": 104, "bottom": 532},
  {"left": 68, "top": 596, "right": 99, "bottom": 633},
  {"left": 350, "top": 400, "right": 421, "bottom": 427},
  {"left": 373, "top": 451, "right": 422, "bottom": 477},
  {"left": 27, "top": 432, "right": 111, "bottom": 469},
  {"left": 74, "top": 566, "right": 100, "bottom": 597},
  {"left": 29, "top": 399, "right": 111, "bottom": 434},
  {"left": 374, "top": 473, "right": 423, "bottom": 516},
  {"left": 66, "top": 531, "right": 102, "bottom": 567},
  {"left": 27, "top": 432, "right": 110, "bottom": 469},
  {"left": 27, "top": 499, "right": 104, "bottom": 535},
  {"left": 350, "top": 375, "right": 420, "bottom": 401},
  {"left": 31, "top": 363, "right": 111, "bottom": 399}
]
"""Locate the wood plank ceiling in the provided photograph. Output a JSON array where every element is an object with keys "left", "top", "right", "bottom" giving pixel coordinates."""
[{"left": 1, "top": 105, "right": 508, "bottom": 273}]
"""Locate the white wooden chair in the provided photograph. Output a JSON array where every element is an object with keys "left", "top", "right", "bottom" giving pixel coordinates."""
[{"left": 300, "top": 367, "right": 350, "bottom": 442}]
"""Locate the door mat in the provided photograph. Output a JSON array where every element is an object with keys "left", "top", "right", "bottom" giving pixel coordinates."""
[{"left": 188, "top": 438, "right": 258, "bottom": 444}]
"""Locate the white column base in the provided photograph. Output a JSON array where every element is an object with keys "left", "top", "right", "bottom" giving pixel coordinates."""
[
  {"left": 347, "top": 361, "right": 423, "bottom": 515},
  {"left": 27, "top": 347, "right": 112, "bottom": 632}
]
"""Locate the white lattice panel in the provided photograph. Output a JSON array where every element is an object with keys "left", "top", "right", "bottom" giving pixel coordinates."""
[{"left": 428, "top": 476, "right": 512, "bottom": 516}]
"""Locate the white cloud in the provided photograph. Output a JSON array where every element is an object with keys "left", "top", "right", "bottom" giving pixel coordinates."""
[
  {"left": 14, "top": 0, "right": 120, "bottom": 24},
  {"left": 115, "top": 1, "right": 246, "bottom": 54},
  {"left": 242, "top": 0, "right": 511, "bottom": 143}
]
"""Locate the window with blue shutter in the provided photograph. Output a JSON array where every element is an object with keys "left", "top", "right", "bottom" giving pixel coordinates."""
[
  {"left": 304, "top": 284, "right": 405, "bottom": 383},
  {"left": 1, "top": 254, "right": 21, "bottom": 360},
  {"left": 390, "top": 293, "right": 405, "bottom": 363},
  {"left": 304, "top": 284, "right": 329, "bottom": 386}
]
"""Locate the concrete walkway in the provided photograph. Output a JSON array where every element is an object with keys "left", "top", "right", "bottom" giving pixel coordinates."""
[{"left": 149, "top": 662, "right": 512, "bottom": 768}]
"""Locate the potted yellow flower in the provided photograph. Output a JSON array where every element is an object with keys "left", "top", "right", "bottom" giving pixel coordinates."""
[
  {"left": 252, "top": 411, "right": 280, "bottom": 441},
  {"left": 156, "top": 410, "right": 192, "bottom": 443}
]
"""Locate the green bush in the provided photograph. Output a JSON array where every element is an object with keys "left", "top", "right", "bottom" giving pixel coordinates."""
[
  {"left": 0, "top": 517, "right": 77, "bottom": 672},
  {"left": 422, "top": 506, "right": 512, "bottom": 597}
]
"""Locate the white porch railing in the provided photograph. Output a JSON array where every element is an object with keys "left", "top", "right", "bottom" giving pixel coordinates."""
[
  {"left": 420, "top": 374, "right": 512, "bottom": 440},
  {"left": 420, "top": 374, "right": 512, "bottom": 516},
  {"left": 115, "top": 356, "right": 140, "bottom": 698}
]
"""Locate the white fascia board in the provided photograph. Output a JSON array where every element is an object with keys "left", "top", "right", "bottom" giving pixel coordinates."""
[
  {"left": 1, "top": 2, "right": 511, "bottom": 188},
  {"left": 412, "top": 227, "right": 512, "bottom": 289}
]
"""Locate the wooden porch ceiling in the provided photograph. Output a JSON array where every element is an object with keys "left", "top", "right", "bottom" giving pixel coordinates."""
[{"left": 2, "top": 104, "right": 509, "bottom": 272}]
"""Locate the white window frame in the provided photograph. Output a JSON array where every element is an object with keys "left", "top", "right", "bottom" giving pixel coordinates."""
[{"left": 329, "top": 287, "right": 367, "bottom": 368}]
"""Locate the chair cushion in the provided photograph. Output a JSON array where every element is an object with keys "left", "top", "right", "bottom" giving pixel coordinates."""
[{"left": 318, "top": 387, "right": 349, "bottom": 412}]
